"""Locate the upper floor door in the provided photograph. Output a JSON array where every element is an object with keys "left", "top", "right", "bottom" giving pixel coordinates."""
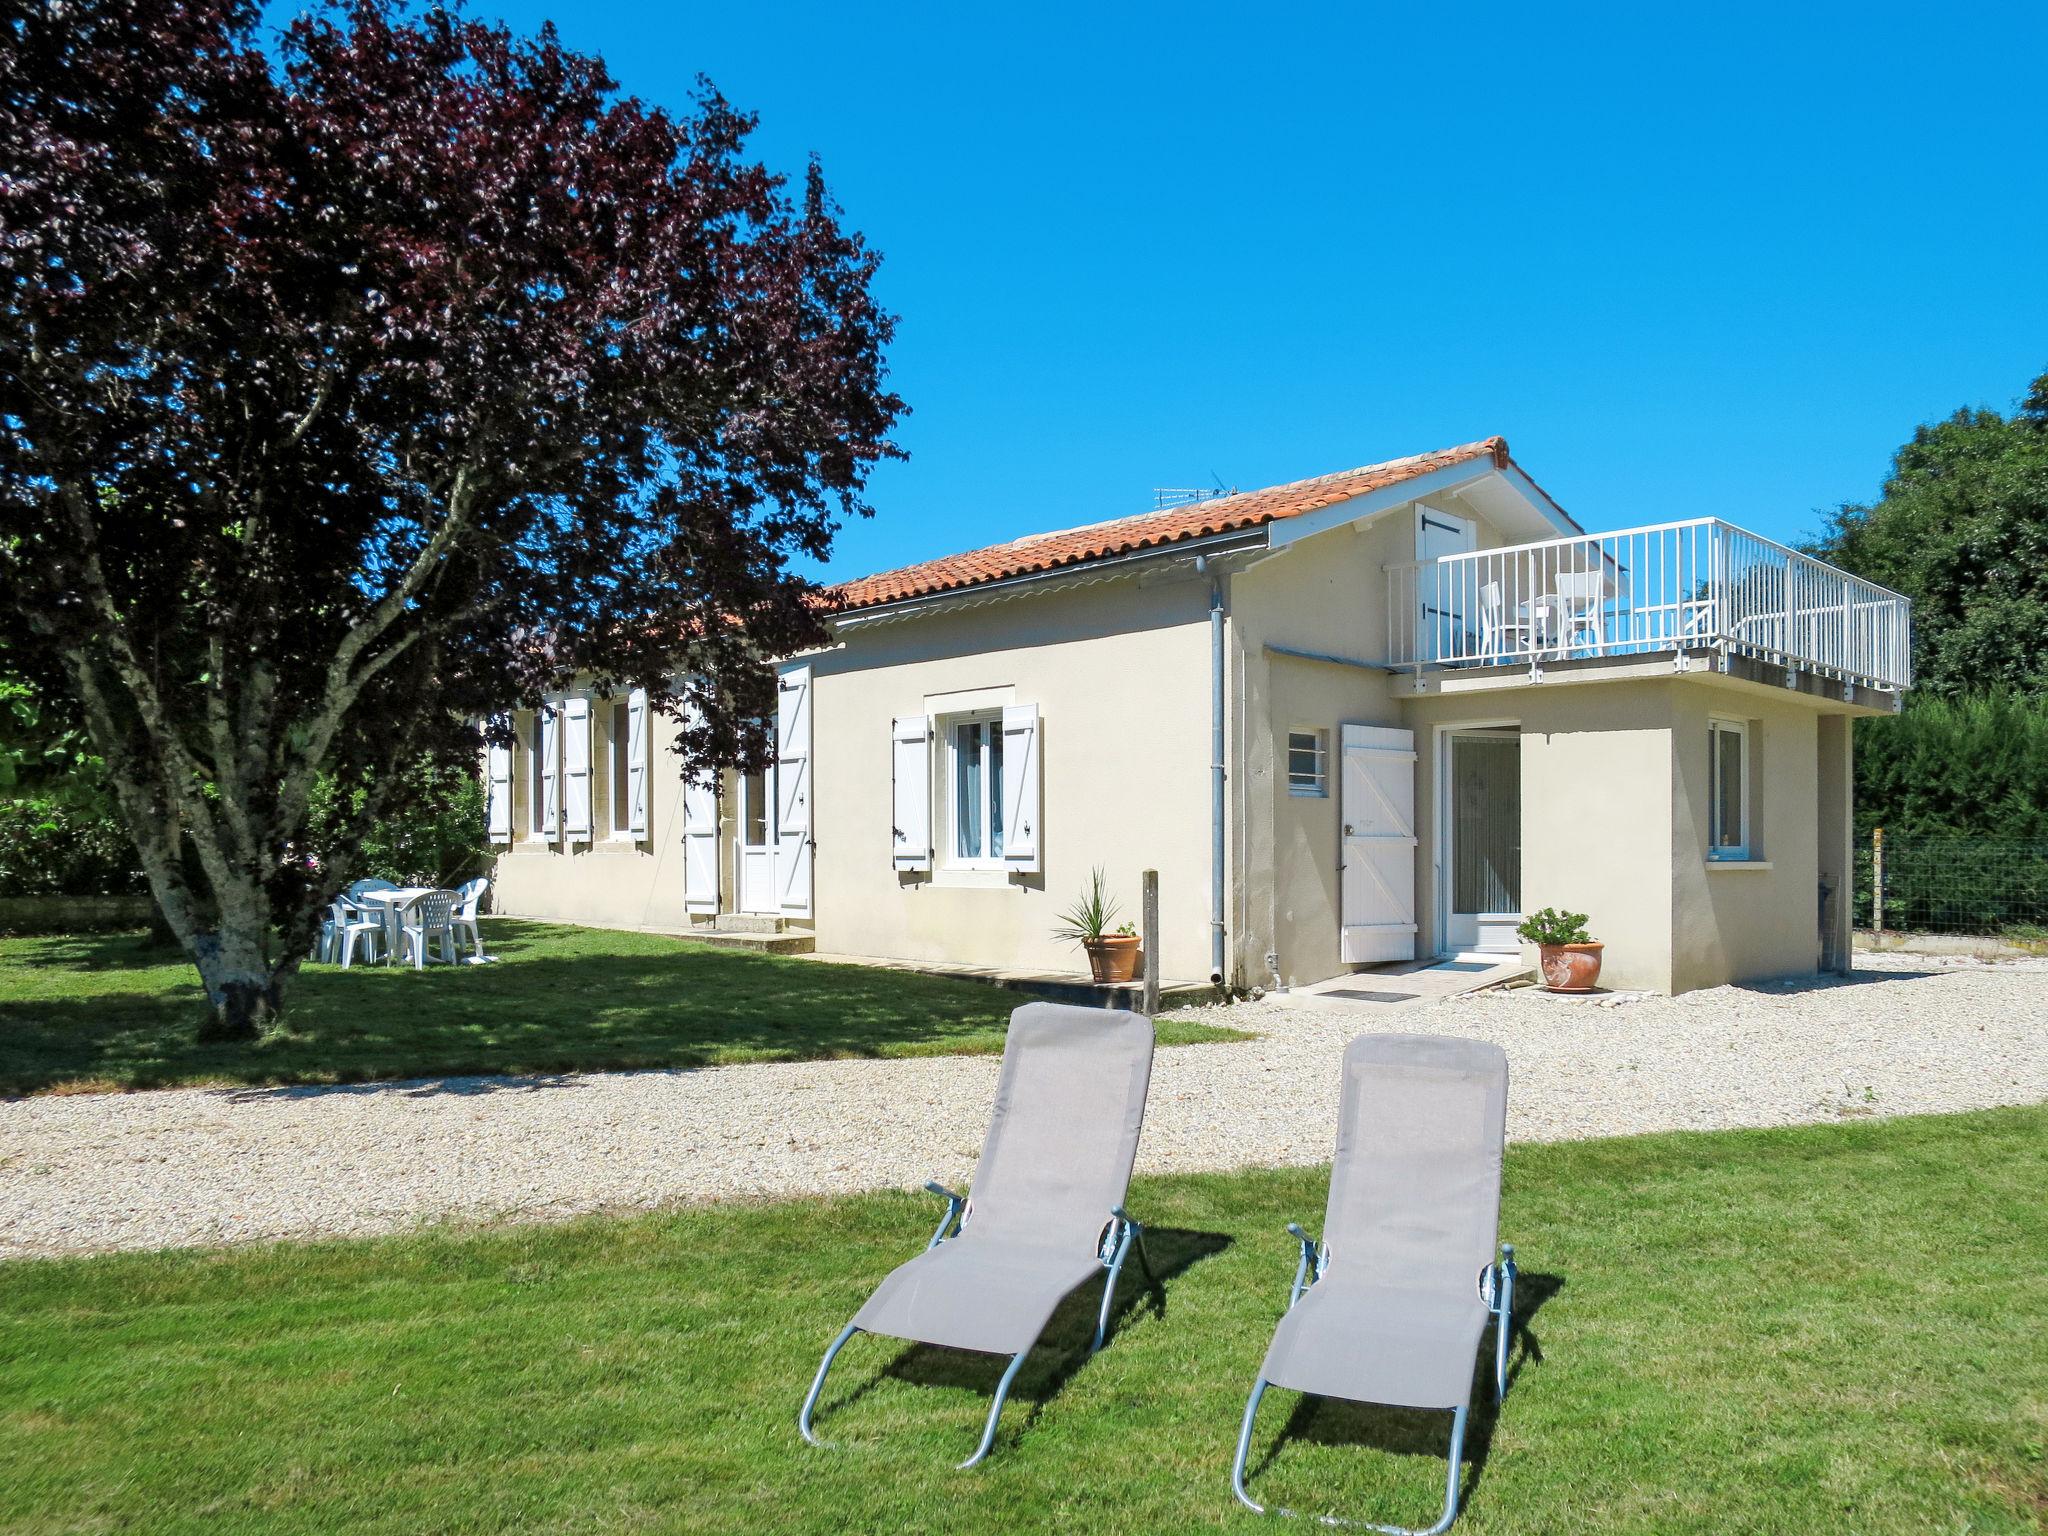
[{"left": 1417, "top": 504, "right": 1478, "bottom": 660}]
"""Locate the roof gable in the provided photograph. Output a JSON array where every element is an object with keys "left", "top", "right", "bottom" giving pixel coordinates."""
[{"left": 829, "top": 437, "right": 1527, "bottom": 615}]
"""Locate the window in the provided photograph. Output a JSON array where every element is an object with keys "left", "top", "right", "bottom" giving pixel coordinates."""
[
  {"left": 527, "top": 711, "right": 549, "bottom": 837},
  {"left": 609, "top": 698, "right": 632, "bottom": 835},
  {"left": 741, "top": 767, "right": 769, "bottom": 848},
  {"left": 1708, "top": 719, "right": 1750, "bottom": 859},
  {"left": 948, "top": 714, "right": 1006, "bottom": 865},
  {"left": 1287, "top": 729, "right": 1328, "bottom": 797}
]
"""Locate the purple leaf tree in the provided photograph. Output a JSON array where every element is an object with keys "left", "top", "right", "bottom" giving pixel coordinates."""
[{"left": 0, "top": 0, "right": 904, "bottom": 1037}]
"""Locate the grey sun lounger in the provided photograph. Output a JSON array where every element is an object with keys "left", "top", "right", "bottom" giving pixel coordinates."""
[
  {"left": 798, "top": 1002, "right": 1157, "bottom": 1468},
  {"left": 1232, "top": 1033, "right": 1515, "bottom": 1534}
]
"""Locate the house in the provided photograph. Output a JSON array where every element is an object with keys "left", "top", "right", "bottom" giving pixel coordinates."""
[{"left": 487, "top": 437, "right": 1911, "bottom": 995}]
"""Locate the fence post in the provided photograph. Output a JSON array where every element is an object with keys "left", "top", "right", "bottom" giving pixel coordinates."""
[
  {"left": 1141, "top": 869, "right": 1160, "bottom": 1017},
  {"left": 1871, "top": 826, "right": 1886, "bottom": 945}
]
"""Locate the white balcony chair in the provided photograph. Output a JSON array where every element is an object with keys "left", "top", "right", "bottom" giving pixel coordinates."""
[
  {"left": 1478, "top": 582, "right": 1544, "bottom": 662},
  {"left": 451, "top": 877, "right": 490, "bottom": 961},
  {"left": 394, "top": 890, "right": 459, "bottom": 969},
  {"left": 1552, "top": 570, "right": 1607, "bottom": 656}
]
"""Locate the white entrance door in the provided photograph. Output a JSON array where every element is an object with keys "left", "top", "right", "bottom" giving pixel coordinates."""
[
  {"left": 1445, "top": 730, "right": 1521, "bottom": 952},
  {"left": 1339, "top": 724, "right": 1418, "bottom": 963},
  {"left": 1417, "top": 506, "right": 1477, "bottom": 660},
  {"left": 737, "top": 766, "right": 778, "bottom": 914}
]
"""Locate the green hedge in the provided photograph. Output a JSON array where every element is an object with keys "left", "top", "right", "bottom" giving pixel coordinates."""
[
  {"left": 0, "top": 795, "right": 146, "bottom": 899},
  {"left": 1853, "top": 693, "right": 2048, "bottom": 934},
  {"left": 1855, "top": 692, "right": 2048, "bottom": 842},
  {"left": 307, "top": 757, "right": 490, "bottom": 890}
]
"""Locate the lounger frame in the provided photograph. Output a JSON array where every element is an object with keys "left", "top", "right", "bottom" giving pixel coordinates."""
[
  {"left": 1230, "top": 1236, "right": 1517, "bottom": 1533},
  {"left": 798, "top": 1181, "right": 1156, "bottom": 1468}
]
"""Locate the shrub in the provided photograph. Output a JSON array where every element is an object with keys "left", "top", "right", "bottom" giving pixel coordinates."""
[
  {"left": 308, "top": 757, "right": 489, "bottom": 890},
  {"left": 1517, "top": 907, "right": 1594, "bottom": 946},
  {"left": 1854, "top": 692, "right": 2048, "bottom": 843},
  {"left": 1851, "top": 693, "right": 2048, "bottom": 934},
  {"left": 0, "top": 794, "right": 145, "bottom": 898}
]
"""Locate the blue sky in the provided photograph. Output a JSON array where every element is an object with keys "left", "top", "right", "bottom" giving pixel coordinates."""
[{"left": 294, "top": 1, "right": 2048, "bottom": 582}]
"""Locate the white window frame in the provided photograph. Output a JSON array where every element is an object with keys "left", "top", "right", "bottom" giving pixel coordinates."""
[
  {"left": 942, "top": 710, "right": 1007, "bottom": 870},
  {"left": 1707, "top": 717, "right": 1751, "bottom": 860},
  {"left": 1286, "top": 728, "right": 1329, "bottom": 798}
]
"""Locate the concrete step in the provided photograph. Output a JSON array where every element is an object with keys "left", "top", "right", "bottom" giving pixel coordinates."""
[
  {"left": 686, "top": 928, "right": 814, "bottom": 957},
  {"left": 711, "top": 913, "right": 787, "bottom": 935}
]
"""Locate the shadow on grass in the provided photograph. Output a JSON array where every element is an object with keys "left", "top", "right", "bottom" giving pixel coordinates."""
[
  {"left": 1, "top": 931, "right": 177, "bottom": 974},
  {"left": 0, "top": 920, "right": 1029, "bottom": 1094},
  {"left": 1245, "top": 1270, "right": 1565, "bottom": 1517},
  {"left": 811, "top": 1227, "right": 1232, "bottom": 1452}
]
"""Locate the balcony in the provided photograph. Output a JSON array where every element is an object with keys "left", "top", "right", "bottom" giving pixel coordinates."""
[{"left": 1385, "top": 518, "right": 1912, "bottom": 694}]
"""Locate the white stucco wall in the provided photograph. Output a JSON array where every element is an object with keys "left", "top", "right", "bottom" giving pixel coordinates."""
[
  {"left": 489, "top": 702, "right": 736, "bottom": 932},
  {"left": 805, "top": 573, "right": 1218, "bottom": 981}
]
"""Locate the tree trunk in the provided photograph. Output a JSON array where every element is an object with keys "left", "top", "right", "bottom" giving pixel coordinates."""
[
  {"left": 189, "top": 930, "right": 283, "bottom": 1043},
  {"left": 146, "top": 895, "right": 181, "bottom": 948}
]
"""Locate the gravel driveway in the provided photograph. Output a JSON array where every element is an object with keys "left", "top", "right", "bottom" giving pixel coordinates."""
[{"left": 2, "top": 953, "right": 2042, "bottom": 1259}]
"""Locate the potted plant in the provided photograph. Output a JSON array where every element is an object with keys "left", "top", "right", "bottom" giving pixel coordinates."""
[
  {"left": 1517, "top": 907, "right": 1604, "bottom": 992},
  {"left": 1052, "top": 867, "right": 1142, "bottom": 983}
]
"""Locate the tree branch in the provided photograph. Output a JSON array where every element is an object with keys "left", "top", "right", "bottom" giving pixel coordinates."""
[
  {"left": 53, "top": 480, "right": 233, "bottom": 895},
  {"left": 274, "top": 463, "right": 484, "bottom": 829}
]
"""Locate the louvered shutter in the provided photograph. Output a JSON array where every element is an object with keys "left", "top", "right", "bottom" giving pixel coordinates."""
[
  {"left": 679, "top": 694, "right": 720, "bottom": 912},
  {"left": 999, "top": 703, "right": 1041, "bottom": 873},
  {"left": 775, "top": 665, "right": 812, "bottom": 916},
  {"left": 891, "top": 715, "right": 931, "bottom": 871},
  {"left": 485, "top": 717, "right": 513, "bottom": 842},
  {"left": 626, "top": 688, "right": 649, "bottom": 837},
  {"left": 562, "top": 695, "right": 593, "bottom": 838},
  {"left": 539, "top": 707, "right": 561, "bottom": 842}
]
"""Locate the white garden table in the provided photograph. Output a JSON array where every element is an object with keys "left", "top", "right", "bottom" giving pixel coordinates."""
[{"left": 351, "top": 887, "right": 441, "bottom": 965}]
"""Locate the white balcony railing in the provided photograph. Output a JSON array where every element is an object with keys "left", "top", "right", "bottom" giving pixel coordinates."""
[{"left": 1385, "top": 518, "right": 1912, "bottom": 693}]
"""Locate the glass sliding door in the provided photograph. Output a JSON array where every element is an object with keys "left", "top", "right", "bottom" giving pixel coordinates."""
[{"left": 1447, "top": 731, "right": 1521, "bottom": 951}]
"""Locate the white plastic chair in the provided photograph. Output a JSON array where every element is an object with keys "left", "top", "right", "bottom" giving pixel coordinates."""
[
  {"left": 1552, "top": 570, "right": 1606, "bottom": 655},
  {"left": 1478, "top": 582, "right": 1543, "bottom": 661},
  {"left": 395, "top": 890, "right": 458, "bottom": 969},
  {"left": 330, "top": 898, "right": 385, "bottom": 968},
  {"left": 450, "top": 877, "right": 490, "bottom": 961}
]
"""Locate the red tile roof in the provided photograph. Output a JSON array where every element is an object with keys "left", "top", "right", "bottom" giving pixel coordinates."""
[{"left": 828, "top": 436, "right": 1516, "bottom": 614}]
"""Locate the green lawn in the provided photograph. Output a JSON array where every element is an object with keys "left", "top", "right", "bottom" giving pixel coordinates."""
[
  {"left": 0, "top": 921, "right": 1249, "bottom": 1095},
  {"left": 2, "top": 1106, "right": 2041, "bottom": 1534}
]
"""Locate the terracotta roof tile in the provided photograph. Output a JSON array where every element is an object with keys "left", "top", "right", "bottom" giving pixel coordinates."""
[{"left": 828, "top": 436, "right": 1514, "bottom": 614}]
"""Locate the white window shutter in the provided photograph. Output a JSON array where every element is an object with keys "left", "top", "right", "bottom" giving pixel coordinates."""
[
  {"left": 626, "top": 688, "right": 649, "bottom": 837},
  {"left": 775, "top": 665, "right": 812, "bottom": 916},
  {"left": 891, "top": 715, "right": 931, "bottom": 871},
  {"left": 539, "top": 706, "right": 561, "bottom": 842},
  {"left": 999, "top": 703, "right": 1041, "bottom": 873},
  {"left": 562, "top": 695, "right": 592, "bottom": 838},
  {"left": 680, "top": 697, "right": 721, "bottom": 912},
  {"left": 485, "top": 719, "right": 513, "bottom": 842}
]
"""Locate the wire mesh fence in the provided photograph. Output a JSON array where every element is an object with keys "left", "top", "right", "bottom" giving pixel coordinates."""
[{"left": 1854, "top": 833, "right": 2048, "bottom": 942}]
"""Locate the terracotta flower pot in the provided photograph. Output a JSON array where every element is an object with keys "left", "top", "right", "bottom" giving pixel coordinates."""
[
  {"left": 1538, "top": 942, "right": 1604, "bottom": 993},
  {"left": 1084, "top": 934, "right": 1142, "bottom": 984}
]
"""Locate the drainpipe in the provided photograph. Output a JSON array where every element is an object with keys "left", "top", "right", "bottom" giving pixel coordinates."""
[{"left": 1197, "top": 557, "right": 1227, "bottom": 985}]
